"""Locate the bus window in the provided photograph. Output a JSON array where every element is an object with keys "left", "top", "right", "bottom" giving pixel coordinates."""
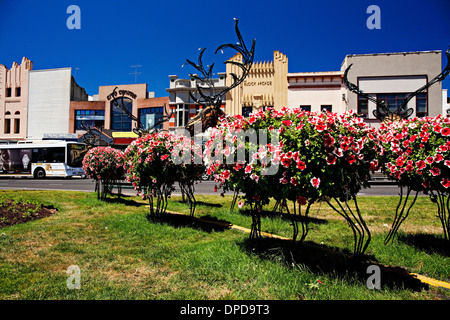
[
  {"left": 33, "top": 147, "right": 65, "bottom": 163},
  {"left": 67, "top": 144, "right": 88, "bottom": 168}
]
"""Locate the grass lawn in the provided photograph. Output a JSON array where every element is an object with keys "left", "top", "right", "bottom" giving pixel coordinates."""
[{"left": 0, "top": 189, "right": 449, "bottom": 300}]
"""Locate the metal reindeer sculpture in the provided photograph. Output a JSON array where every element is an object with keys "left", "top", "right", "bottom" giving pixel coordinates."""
[
  {"left": 344, "top": 46, "right": 450, "bottom": 123},
  {"left": 184, "top": 18, "right": 256, "bottom": 135}
]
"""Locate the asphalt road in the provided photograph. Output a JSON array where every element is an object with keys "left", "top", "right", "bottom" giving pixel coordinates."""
[{"left": 0, "top": 177, "right": 414, "bottom": 197}]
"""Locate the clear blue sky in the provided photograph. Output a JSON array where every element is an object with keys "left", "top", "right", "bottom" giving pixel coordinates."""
[{"left": 1, "top": 0, "right": 449, "bottom": 98}]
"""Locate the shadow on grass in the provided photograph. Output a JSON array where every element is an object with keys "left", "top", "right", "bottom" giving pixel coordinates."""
[
  {"left": 398, "top": 233, "right": 449, "bottom": 257},
  {"left": 239, "top": 209, "right": 328, "bottom": 225},
  {"left": 103, "top": 195, "right": 147, "bottom": 207},
  {"left": 148, "top": 212, "right": 232, "bottom": 233},
  {"left": 176, "top": 200, "right": 223, "bottom": 208},
  {"left": 240, "top": 237, "right": 427, "bottom": 292}
]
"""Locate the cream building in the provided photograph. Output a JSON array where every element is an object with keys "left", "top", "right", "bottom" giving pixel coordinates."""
[
  {"left": 0, "top": 57, "right": 33, "bottom": 141},
  {"left": 225, "top": 51, "right": 288, "bottom": 116},
  {"left": 287, "top": 71, "right": 346, "bottom": 113}
]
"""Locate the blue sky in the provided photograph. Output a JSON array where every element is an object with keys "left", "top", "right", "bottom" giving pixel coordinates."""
[{"left": 1, "top": 0, "right": 449, "bottom": 98}]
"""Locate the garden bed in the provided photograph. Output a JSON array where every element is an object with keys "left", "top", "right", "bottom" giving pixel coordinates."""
[{"left": 0, "top": 198, "right": 57, "bottom": 228}]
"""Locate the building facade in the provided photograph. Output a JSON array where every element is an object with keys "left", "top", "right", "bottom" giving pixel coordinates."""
[
  {"left": 287, "top": 71, "right": 346, "bottom": 114},
  {"left": 225, "top": 51, "right": 288, "bottom": 116},
  {"left": 166, "top": 73, "right": 227, "bottom": 130},
  {"left": 0, "top": 57, "right": 33, "bottom": 141},
  {"left": 340, "top": 50, "right": 443, "bottom": 122}
]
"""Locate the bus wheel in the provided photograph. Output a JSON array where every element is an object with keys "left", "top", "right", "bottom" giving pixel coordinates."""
[{"left": 34, "top": 168, "right": 46, "bottom": 179}]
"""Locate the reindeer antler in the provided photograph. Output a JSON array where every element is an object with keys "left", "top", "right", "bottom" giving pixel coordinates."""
[
  {"left": 184, "top": 19, "right": 255, "bottom": 134},
  {"left": 185, "top": 19, "right": 255, "bottom": 109}
]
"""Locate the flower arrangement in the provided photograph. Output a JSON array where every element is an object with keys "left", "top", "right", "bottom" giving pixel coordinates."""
[
  {"left": 121, "top": 131, "right": 204, "bottom": 218},
  {"left": 378, "top": 115, "right": 450, "bottom": 242},
  {"left": 205, "top": 107, "right": 379, "bottom": 254},
  {"left": 82, "top": 146, "right": 124, "bottom": 200}
]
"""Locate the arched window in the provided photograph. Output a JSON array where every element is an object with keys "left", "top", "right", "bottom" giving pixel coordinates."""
[{"left": 111, "top": 97, "right": 133, "bottom": 131}]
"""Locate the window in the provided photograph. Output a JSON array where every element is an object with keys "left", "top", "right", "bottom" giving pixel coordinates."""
[
  {"left": 300, "top": 105, "right": 311, "bottom": 112},
  {"left": 321, "top": 105, "right": 332, "bottom": 113},
  {"left": 4, "top": 119, "right": 11, "bottom": 134},
  {"left": 176, "top": 104, "right": 190, "bottom": 127},
  {"left": 139, "top": 107, "right": 164, "bottom": 130},
  {"left": 33, "top": 147, "right": 65, "bottom": 163},
  {"left": 376, "top": 93, "right": 407, "bottom": 114},
  {"left": 15, "top": 87, "right": 21, "bottom": 97},
  {"left": 111, "top": 98, "right": 133, "bottom": 131},
  {"left": 14, "top": 119, "right": 20, "bottom": 134},
  {"left": 75, "top": 109, "right": 105, "bottom": 130},
  {"left": 6, "top": 88, "right": 11, "bottom": 97},
  {"left": 242, "top": 106, "right": 253, "bottom": 117},
  {"left": 357, "top": 96, "right": 368, "bottom": 118},
  {"left": 416, "top": 93, "right": 427, "bottom": 118}
]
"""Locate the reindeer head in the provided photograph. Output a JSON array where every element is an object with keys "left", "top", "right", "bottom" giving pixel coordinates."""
[{"left": 184, "top": 19, "right": 255, "bottom": 135}]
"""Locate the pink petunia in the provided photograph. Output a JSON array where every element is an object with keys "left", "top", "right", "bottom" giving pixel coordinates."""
[
  {"left": 327, "top": 155, "right": 336, "bottom": 165},
  {"left": 245, "top": 165, "right": 252, "bottom": 174},
  {"left": 416, "top": 160, "right": 426, "bottom": 170},
  {"left": 346, "top": 154, "right": 356, "bottom": 164},
  {"left": 441, "top": 127, "right": 450, "bottom": 136},
  {"left": 296, "top": 160, "right": 307, "bottom": 171},
  {"left": 430, "top": 167, "right": 441, "bottom": 176},
  {"left": 311, "top": 177, "right": 321, "bottom": 188},
  {"left": 441, "top": 178, "right": 450, "bottom": 189}
]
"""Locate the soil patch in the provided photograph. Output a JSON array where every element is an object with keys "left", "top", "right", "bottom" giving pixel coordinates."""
[{"left": 0, "top": 198, "right": 57, "bottom": 228}]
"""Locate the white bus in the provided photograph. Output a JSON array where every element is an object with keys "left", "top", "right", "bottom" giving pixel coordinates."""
[{"left": 0, "top": 140, "right": 88, "bottom": 178}]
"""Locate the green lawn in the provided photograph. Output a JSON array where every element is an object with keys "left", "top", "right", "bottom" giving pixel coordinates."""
[{"left": 0, "top": 189, "right": 448, "bottom": 300}]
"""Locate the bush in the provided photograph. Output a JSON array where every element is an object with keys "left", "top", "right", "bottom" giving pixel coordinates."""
[
  {"left": 205, "top": 107, "right": 380, "bottom": 255},
  {"left": 82, "top": 146, "right": 124, "bottom": 200},
  {"left": 378, "top": 115, "right": 450, "bottom": 242}
]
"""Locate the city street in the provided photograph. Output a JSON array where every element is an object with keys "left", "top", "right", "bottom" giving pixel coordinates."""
[{"left": 0, "top": 177, "right": 413, "bottom": 197}]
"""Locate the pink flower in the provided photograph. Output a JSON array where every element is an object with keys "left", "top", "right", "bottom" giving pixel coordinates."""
[
  {"left": 426, "top": 156, "right": 434, "bottom": 164},
  {"left": 282, "top": 120, "right": 292, "bottom": 127},
  {"left": 297, "top": 196, "right": 307, "bottom": 206},
  {"left": 311, "top": 177, "right": 321, "bottom": 188},
  {"left": 160, "top": 154, "right": 169, "bottom": 161},
  {"left": 316, "top": 124, "right": 326, "bottom": 132},
  {"left": 222, "top": 170, "right": 231, "bottom": 180},
  {"left": 245, "top": 165, "right": 252, "bottom": 174},
  {"left": 326, "top": 155, "right": 336, "bottom": 165},
  {"left": 434, "top": 154, "right": 444, "bottom": 163},
  {"left": 422, "top": 181, "right": 430, "bottom": 189},
  {"left": 430, "top": 167, "right": 441, "bottom": 176},
  {"left": 290, "top": 177, "right": 299, "bottom": 186},
  {"left": 296, "top": 160, "right": 306, "bottom": 171},
  {"left": 238, "top": 200, "right": 244, "bottom": 208},
  {"left": 441, "top": 127, "right": 450, "bottom": 136},
  {"left": 346, "top": 154, "right": 356, "bottom": 164},
  {"left": 445, "top": 160, "right": 450, "bottom": 168},
  {"left": 416, "top": 160, "right": 426, "bottom": 170},
  {"left": 279, "top": 177, "right": 288, "bottom": 184},
  {"left": 441, "top": 178, "right": 450, "bottom": 188},
  {"left": 433, "top": 124, "right": 442, "bottom": 133}
]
